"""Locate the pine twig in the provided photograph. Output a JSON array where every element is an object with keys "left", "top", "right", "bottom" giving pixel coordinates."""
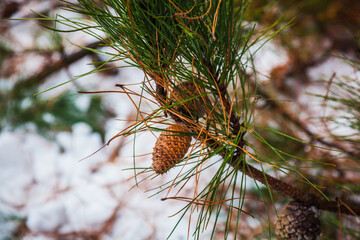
[{"left": 229, "top": 156, "right": 360, "bottom": 216}]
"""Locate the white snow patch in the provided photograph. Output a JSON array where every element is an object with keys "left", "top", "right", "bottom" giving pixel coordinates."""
[
  {"left": 27, "top": 200, "right": 67, "bottom": 232},
  {"left": 64, "top": 185, "right": 118, "bottom": 232},
  {"left": 249, "top": 40, "right": 289, "bottom": 81},
  {"left": 307, "top": 56, "right": 360, "bottom": 81}
]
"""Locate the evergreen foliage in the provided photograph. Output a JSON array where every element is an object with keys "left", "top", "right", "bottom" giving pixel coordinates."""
[{"left": 5, "top": 0, "right": 358, "bottom": 239}]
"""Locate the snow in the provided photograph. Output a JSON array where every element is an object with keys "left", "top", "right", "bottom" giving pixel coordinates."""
[
  {"left": 0, "top": 121, "right": 191, "bottom": 239},
  {"left": 249, "top": 39, "right": 289, "bottom": 81},
  {"left": 64, "top": 186, "right": 118, "bottom": 231},
  {"left": 307, "top": 56, "right": 360, "bottom": 81},
  {"left": 303, "top": 56, "right": 360, "bottom": 137},
  {"left": 0, "top": 132, "right": 34, "bottom": 207},
  {"left": 27, "top": 200, "right": 67, "bottom": 232}
]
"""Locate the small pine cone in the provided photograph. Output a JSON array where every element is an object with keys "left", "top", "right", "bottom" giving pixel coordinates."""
[
  {"left": 152, "top": 124, "right": 191, "bottom": 174},
  {"left": 170, "top": 81, "right": 206, "bottom": 117},
  {"left": 275, "top": 201, "right": 321, "bottom": 240}
]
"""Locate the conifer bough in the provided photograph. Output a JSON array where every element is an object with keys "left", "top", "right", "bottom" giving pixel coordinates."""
[
  {"left": 70, "top": 0, "right": 360, "bottom": 217},
  {"left": 58, "top": 0, "right": 360, "bottom": 238}
]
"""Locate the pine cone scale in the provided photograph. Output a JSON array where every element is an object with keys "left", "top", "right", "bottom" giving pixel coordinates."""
[
  {"left": 170, "top": 81, "right": 206, "bottom": 118},
  {"left": 275, "top": 201, "right": 321, "bottom": 240}
]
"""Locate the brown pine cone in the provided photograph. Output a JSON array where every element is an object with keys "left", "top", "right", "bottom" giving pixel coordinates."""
[
  {"left": 275, "top": 201, "right": 321, "bottom": 240},
  {"left": 170, "top": 81, "right": 206, "bottom": 118},
  {"left": 152, "top": 124, "right": 192, "bottom": 174}
]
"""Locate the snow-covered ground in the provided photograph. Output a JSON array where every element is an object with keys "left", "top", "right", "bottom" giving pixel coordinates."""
[{"left": 0, "top": 122, "right": 194, "bottom": 239}]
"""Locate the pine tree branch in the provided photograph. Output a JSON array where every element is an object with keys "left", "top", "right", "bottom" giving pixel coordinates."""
[
  {"left": 170, "top": 104, "right": 360, "bottom": 216},
  {"left": 210, "top": 71, "right": 360, "bottom": 216},
  {"left": 168, "top": 65, "right": 360, "bottom": 217},
  {"left": 229, "top": 155, "right": 360, "bottom": 216},
  {"left": 69, "top": 0, "right": 360, "bottom": 219}
]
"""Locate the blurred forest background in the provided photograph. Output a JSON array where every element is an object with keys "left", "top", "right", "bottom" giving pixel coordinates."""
[{"left": 0, "top": 0, "right": 359, "bottom": 239}]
